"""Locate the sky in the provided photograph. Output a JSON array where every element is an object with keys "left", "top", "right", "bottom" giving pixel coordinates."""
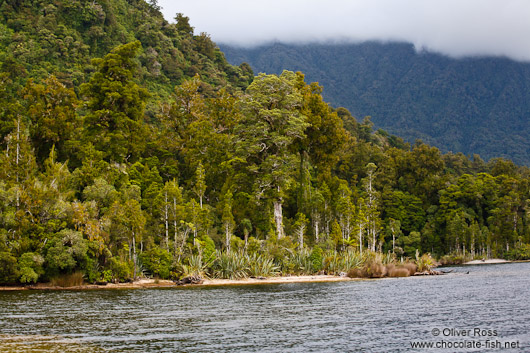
[{"left": 158, "top": 0, "right": 530, "bottom": 61}]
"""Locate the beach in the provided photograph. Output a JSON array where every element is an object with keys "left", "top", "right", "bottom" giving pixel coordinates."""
[{"left": 0, "top": 275, "right": 357, "bottom": 291}]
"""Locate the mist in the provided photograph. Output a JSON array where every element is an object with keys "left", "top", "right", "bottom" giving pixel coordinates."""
[{"left": 159, "top": 0, "right": 530, "bottom": 62}]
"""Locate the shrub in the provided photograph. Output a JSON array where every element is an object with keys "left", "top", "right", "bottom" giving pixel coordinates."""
[
  {"left": 245, "top": 253, "right": 278, "bottom": 277},
  {"left": 386, "top": 263, "right": 411, "bottom": 277},
  {"left": 415, "top": 251, "right": 435, "bottom": 272},
  {"left": 139, "top": 247, "right": 172, "bottom": 279},
  {"left": 177, "top": 254, "right": 210, "bottom": 278},
  {"left": 0, "top": 251, "right": 18, "bottom": 284},
  {"left": 309, "top": 246, "right": 323, "bottom": 272},
  {"left": 18, "top": 252, "right": 44, "bottom": 284},
  {"left": 402, "top": 262, "right": 417, "bottom": 275},
  {"left": 212, "top": 251, "right": 247, "bottom": 279},
  {"left": 109, "top": 257, "right": 132, "bottom": 281},
  {"left": 504, "top": 244, "right": 530, "bottom": 260},
  {"left": 246, "top": 236, "right": 262, "bottom": 254}
]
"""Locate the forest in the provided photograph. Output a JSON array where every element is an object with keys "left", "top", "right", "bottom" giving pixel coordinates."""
[{"left": 1, "top": 0, "right": 530, "bottom": 285}]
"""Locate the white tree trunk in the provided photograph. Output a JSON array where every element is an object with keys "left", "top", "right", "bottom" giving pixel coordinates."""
[
  {"left": 225, "top": 223, "right": 231, "bottom": 252},
  {"left": 314, "top": 219, "right": 319, "bottom": 243},
  {"left": 164, "top": 190, "right": 169, "bottom": 250},
  {"left": 132, "top": 232, "right": 137, "bottom": 280},
  {"left": 274, "top": 199, "right": 284, "bottom": 239}
]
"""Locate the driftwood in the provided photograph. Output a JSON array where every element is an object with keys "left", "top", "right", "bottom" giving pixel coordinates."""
[
  {"left": 413, "top": 270, "right": 445, "bottom": 276},
  {"left": 174, "top": 276, "right": 204, "bottom": 285}
]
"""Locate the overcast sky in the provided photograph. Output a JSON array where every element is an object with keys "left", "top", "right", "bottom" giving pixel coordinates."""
[{"left": 158, "top": 0, "right": 530, "bottom": 61}]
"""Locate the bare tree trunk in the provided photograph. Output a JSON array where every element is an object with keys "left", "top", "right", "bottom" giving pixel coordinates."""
[
  {"left": 359, "top": 222, "right": 364, "bottom": 255},
  {"left": 165, "top": 190, "right": 169, "bottom": 250},
  {"left": 225, "top": 223, "right": 231, "bottom": 252},
  {"left": 132, "top": 232, "right": 137, "bottom": 280},
  {"left": 173, "top": 196, "right": 178, "bottom": 255},
  {"left": 314, "top": 219, "right": 319, "bottom": 243},
  {"left": 15, "top": 117, "right": 20, "bottom": 209},
  {"left": 274, "top": 199, "right": 284, "bottom": 239},
  {"left": 297, "top": 224, "right": 305, "bottom": 251},
  {"left": 244, "top": 230, "right": 248, "bottom": 251}
]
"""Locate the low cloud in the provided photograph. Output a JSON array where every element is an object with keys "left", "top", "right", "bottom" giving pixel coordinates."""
[{"left": 159, "top": 0, "right": 530, "bottom": 61}]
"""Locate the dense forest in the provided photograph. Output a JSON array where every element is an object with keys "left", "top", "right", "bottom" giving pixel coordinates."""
[
  {"left": 220, "top": 42, "right": 530, "bottom": 165},
  {"left": 1, "top": 0, "right": 530, "bottom": 285}
]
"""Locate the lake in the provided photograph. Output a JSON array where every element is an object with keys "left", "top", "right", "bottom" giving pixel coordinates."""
[{"left": 1, "top": 262, "right": 529, "bottom": 352}]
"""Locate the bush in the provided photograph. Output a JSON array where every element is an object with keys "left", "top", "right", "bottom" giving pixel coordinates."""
[
  {"left": 245, "top": 253, "right": 278, "bottom": 277},
  {"left": 0, "top": 251, "right": 18, "bottom": 284},
  {"left": 246, "top": 236, "right": 262, "bottom": 254},
  {"left": 504, "top": 244, "right": 530, "bottom": 260},
  {"left": 415, "top": 251, "right": 435, "bottom": 272},
  {"left": 212, "top": 251, "right": 248, "bottom": 279},
  {"left": 139, "top": 247, "right": 172, "bottom": 279},
  {"left": 439, "top": 253, "right": 468, "bottom": 266},
  {"left": 177, "top": 254, "right": 210, "bottom": 278},
  {"left": 45, "top": 229, "right": 87, "bottom": 276},
  {"left": 18, "top": 252, "right": 44, "bottom": 284},
  {"left": 309, "top": 246, "right": 323, "bottom": 272},
  {"left": 386, "top": 263, "right": 413, "bottom": 277},
  {"left": 109, "top": 257, "right": 132, "bottom": 282}
]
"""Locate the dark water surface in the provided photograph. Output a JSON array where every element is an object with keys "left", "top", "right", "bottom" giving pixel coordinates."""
[{"left": 1, "top": 263, "right": 529, "bottom": 352}]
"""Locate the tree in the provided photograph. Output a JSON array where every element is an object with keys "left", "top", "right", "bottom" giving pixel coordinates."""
[
  {"left": 293, "top": 213, "right": 308, "bottom": 250},
  {"left": 24, "top": 76, "right": 79, "bottom": 163},
  {"left": 175, "top": 13, "right": 194, "bottom": 35},
  {"left": 123, "top": 199, "right": 146, "bottom": 279},
  {"left": 236, "top": 71, "right": 309, "bottom": 239},
  {"left": 81, "top": 41, "right": 149, "bottom": 163},
  {"left": 193, "top": 162, "right": 206, "bottom": 208},
  {"left": 363, "top": 163, "right": 381, "bottom": 251},
  {"left": 388, "top": 219, "right": 402, "bottom": 253},
  {"left": 240, "top": 218, "right": 252, "bottom": 250},
  {"left": 221, "top": 190, "right": 235, "bottom": 252}
]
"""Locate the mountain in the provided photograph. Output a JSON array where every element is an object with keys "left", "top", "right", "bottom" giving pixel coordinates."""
[
  {"left": 219, "top": 41, "right": 530, "bottom": 165},
  {"left": 0, "top": 0, "right": 253, "bottom": 108}
]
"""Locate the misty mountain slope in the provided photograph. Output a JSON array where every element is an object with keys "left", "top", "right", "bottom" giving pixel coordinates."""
[{"left": 220, "top": 42, "right": 530, "bottom": 165}]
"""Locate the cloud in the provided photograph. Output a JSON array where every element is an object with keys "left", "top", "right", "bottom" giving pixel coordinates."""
[{"left": 159, "top": 0, "right": 530, "bottom": 61}]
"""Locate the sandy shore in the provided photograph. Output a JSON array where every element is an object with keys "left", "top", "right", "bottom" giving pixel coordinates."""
[
  {"left": 201, "top": 275, "right": 356, "bottom": 287},
  {"left": 463, "top": 259, "right": 510, "bottom": 265},
  {"left": 0, "top": 275, "right": 356, "bottom": 291}
]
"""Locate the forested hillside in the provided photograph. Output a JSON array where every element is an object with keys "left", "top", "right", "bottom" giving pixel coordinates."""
[
  {"left": 220, "top": 42, "right": 530, "bottom": 165},
  {"left": 1, "top": 1, "right": 530, "bottom": 286}
]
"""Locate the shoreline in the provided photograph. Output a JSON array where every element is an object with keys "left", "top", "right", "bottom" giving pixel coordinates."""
[
  {"left": 0, "top": 275, "right": 358, "bottom": 291},
  {"left": 462, "top": 259, "right": 510, "bottom": 265},
  {"left": 5, "top": 260, "right": 529, "bottom": 291}
]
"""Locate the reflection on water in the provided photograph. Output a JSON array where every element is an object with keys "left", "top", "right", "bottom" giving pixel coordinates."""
[{"left": 0, "top": 263, "right": 529, "bottom": 352}]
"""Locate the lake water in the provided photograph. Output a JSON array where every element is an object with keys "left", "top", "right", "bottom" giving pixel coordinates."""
[{"left": 0, "top": 263, "right": 529, "bottom": 352}]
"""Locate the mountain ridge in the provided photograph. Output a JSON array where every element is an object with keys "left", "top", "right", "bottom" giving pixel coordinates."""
[{"left": 219, "top": 41, "right": 530, "bottom": 165}]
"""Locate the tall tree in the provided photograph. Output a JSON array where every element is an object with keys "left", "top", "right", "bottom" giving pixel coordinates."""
[
  {"left": 81, "top": 41, "right": 149, "bottom": 163},
  {"left": 236, "top": 71, "right": 309, "bottom": 239}
]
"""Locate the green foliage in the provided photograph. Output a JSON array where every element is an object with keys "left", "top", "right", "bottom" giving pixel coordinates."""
[
  {"left": 18, "top": 252, "right": 44, "bottom": 283},
  {"left": 0, "top": 2, "right": 530, "bottom": 285},
  {"left": 109, "top": 257, "right": 132, "bottom": 282},
  {"left": 0, "top": 250, "right": 18, "bottom": 284},
  {"left": 45, "top": 229, "right": 87, "bottom": 276},
  {"left": 309, "top": 246, "right": 323, "bottom": 272},
  {"left": 245, "top": 253, "right": 279, "bottom": 277},
  {"left": 415, "top": 251, "right": 435, "bottom": 272},
  {"left": 504, "top": 244, "right": 530, "bottom": 261},
  {"left": 139, "top": 247, "right": 172, "bottom": 278},
  {"left": 212, "top": 251, "right": 248, "bottom": 279}
]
